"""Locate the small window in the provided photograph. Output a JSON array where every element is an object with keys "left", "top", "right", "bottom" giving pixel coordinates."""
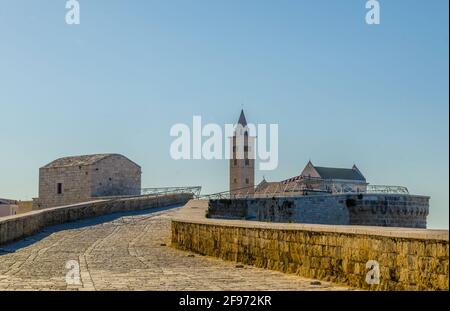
[
  {"left": 245, "top": 159, "right": 250, "bottom": 166},
  {"left": 57, "top": 183, "right": 62, "bottom": 194},
  {"left": 244, "top": 146, "right": 248, "bottom": 152},
  {"left": 109, "top": 177, "right": 112, "bottom": 181},
  {"left": 234, "top": 178, "right": 237, "bottom": 183},
  {"left": 245, "top": 178, "right": 249, "bottom": 184},
  {"left": 233, "top": 146, "right": 236, "bottom": 152},
  {"left": 234, "top": 159, "right": 237, "bottom": 166}
]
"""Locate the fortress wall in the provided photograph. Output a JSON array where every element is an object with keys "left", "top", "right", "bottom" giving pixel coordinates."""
[
  {"left": 171, "top": 216, "right": 449, "bottom": 290},
  {"left": 0, "top": 193, "right": 192, "bottom": 246},
  {"left": 207, "top": 194, "right": 429, "bottom": 228}
]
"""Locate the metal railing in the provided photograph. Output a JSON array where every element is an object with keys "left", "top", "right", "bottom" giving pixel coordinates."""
[
  {"left": 366, "top": 185, "right": 409, "bottom": 194},
  {"left": 93, "top": 186, "right": 202, "bottom": 200},
  {"left": 200, "top": 183, "right": 410, "bottom": 200},
  {"left": 141, "top": 186, "right": 202, "bottom": 198}
]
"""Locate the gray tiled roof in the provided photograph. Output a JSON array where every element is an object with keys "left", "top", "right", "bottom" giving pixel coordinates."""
[
  {"left": 42, "top": 154, "right": 115, "bottom": 169},
  {"left": 314, "top": 166, "right": 366, "bottom": 181}
]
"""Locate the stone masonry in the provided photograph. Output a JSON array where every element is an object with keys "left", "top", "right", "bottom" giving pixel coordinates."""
[
  {"left": 207, "top": 193, "right": 429, "bottom": 228},
  {"left": 0, "top": 204, "right": 350, "bottom": 291},
  {"left": 34, "top": 154, "right": 141, "bottom": 209},
  {"left": 172, "top": 201, "right": 449, "bottom": 291},
  {"left": 1, "top": 193, "right": 192, "bottom": 246}
]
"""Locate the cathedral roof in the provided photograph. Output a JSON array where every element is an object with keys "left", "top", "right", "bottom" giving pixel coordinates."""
[{"left": 313, "top": 166, "right": 366, "bottom": 181}]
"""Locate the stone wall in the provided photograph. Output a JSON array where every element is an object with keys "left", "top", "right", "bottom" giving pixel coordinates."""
[
  {"left": 17, "top": 201, "right": 34, "bottom": 215},
  {"left": 171, "top": 214, "right": 449, "bottom": 290},
  {"left": 36, "top": 165, "right": 91, "bottom": 209},
  {"left": 207, "top": 194, "right": 429, "bottom": 228},
  {"left": 90, "top": 154, "right": 141, "bottom": 197},
  {"left": 1, "top": 193, "right": 192, "bottom": 246},
  {"left": 35, "top": 154, "right": 141, "bottom": 209}
]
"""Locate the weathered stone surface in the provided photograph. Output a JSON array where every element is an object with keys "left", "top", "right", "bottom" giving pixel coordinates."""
[
  {"left": 207, "top": 194, "right": 429, "bottom": 228},
  {"left": 0, "top": 194, "right": 192, "bottom": 246},
  {"left": 34, "top": 154, "right": 141, "bottom": 209},
  {"left": 0, "top": 207, "right": 350, "bottom": 291},
  {"left": 172, "top": 200, "right": 449, "bottom": 291}
]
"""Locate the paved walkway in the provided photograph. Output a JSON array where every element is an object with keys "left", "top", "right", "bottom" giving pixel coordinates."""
[{"left": 0, "top": 206, "right": 350, "bottom": 291}]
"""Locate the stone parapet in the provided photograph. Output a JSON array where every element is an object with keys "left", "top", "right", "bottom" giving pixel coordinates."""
[
  {"left": 0, "top": 193, "right": 192, "bottom": 246},
  {"left": 171, "top": 201, "right": 448, "bottom": 291},
  {"left": 207, "top": 193, "right": 429, "bottom": 228}
]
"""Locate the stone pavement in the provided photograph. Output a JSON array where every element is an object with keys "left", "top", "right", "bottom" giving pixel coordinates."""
[{"left": 0, "top": 206, "right": 351, "bottom": 291}]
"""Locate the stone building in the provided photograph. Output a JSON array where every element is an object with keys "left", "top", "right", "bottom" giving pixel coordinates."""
[
  {"left": 295, "top": 161, "right": 367, "bottom": 193},
  {"left": 255, "top": 161, "right": 368, "bottom": 195},
  {"left": 229, "top": 110, "right": 255, "bottom": 195},
  {"left": 33, "top": 154, "right": 141, "bottom": 209},
  {"left": 0, "top": 199, "right": 18, "bottom": 217}
]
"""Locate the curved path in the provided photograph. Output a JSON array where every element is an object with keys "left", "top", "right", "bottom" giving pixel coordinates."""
[{"left": 0, "top": 206, "right": 350, "bottom": 291}]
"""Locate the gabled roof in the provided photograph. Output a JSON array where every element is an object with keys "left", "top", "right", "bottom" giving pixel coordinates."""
[
  {"left": 42, "top": 154, "right": 117, "bottom": 169},
  {"left": 314, "top": 166, "right": 366, "bottom": 181},
  {"left": 255, "top": 180, "right": 282, "bottom": 193},
  {"left": 237, "top": 109, "right": 247, "bottom": 127}
]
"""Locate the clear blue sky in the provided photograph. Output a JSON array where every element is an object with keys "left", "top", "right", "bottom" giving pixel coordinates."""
[{"left": 0, "top": 1, "right": 448, "bottom": 228}]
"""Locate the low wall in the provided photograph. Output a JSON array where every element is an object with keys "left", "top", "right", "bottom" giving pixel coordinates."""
[
  {"left": 172, "top": 201, "right": 448, "bottom": 291},
  {"left": 0, "top": 193, "right": 192, "bottom": 246},
  {"left": 207, "top": 194, "right": 429, "bottom": 228}
]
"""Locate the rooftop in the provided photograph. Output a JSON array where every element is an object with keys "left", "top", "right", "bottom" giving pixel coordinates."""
[
  {"left": 42, "top": 154, "right": 116, "bottom": 169},
  {"left": 314, "top": 166, "right": 366, "bottom": 181}
]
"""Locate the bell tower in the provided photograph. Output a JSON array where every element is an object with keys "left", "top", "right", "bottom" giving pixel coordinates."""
[{"left": 229, "top": 110, "right": 255, "bottom": 195}]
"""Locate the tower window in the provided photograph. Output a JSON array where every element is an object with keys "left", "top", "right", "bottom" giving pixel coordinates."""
[
  {"left": 244, "top": 146, "right": 248, "bottom": 152},
  {"left": 234, "top": 159, "right": 237, "bottom": 166},
  {"left": 245, "top": 178, "right": 249, "bottom": 184},
  {"left": 245, "top": 159, "right": 249, "bottom": 166},
  {"left": 234, "top": 178, "right": 237, "bottom": 183},
  {"left": 57, "top": 183, "right": 62, "bottom": 194}
]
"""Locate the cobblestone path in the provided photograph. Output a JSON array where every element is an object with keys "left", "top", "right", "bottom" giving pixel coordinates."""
[{"left": 0, "top": 206, "right": 350, "bottom": 291}]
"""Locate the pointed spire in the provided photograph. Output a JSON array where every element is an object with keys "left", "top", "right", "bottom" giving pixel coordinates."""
[{"left": 237, "top": 109, "right": 247, "bottom": 127}]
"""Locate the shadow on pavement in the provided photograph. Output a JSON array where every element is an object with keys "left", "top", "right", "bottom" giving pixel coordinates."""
[{"left": 0, "top": 204, "right": 183, "bottom": 255}]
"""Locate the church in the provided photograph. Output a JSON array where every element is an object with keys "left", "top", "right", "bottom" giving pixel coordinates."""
[{"left": 229, "top": 110, "right": 368, "bottom": 196}]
